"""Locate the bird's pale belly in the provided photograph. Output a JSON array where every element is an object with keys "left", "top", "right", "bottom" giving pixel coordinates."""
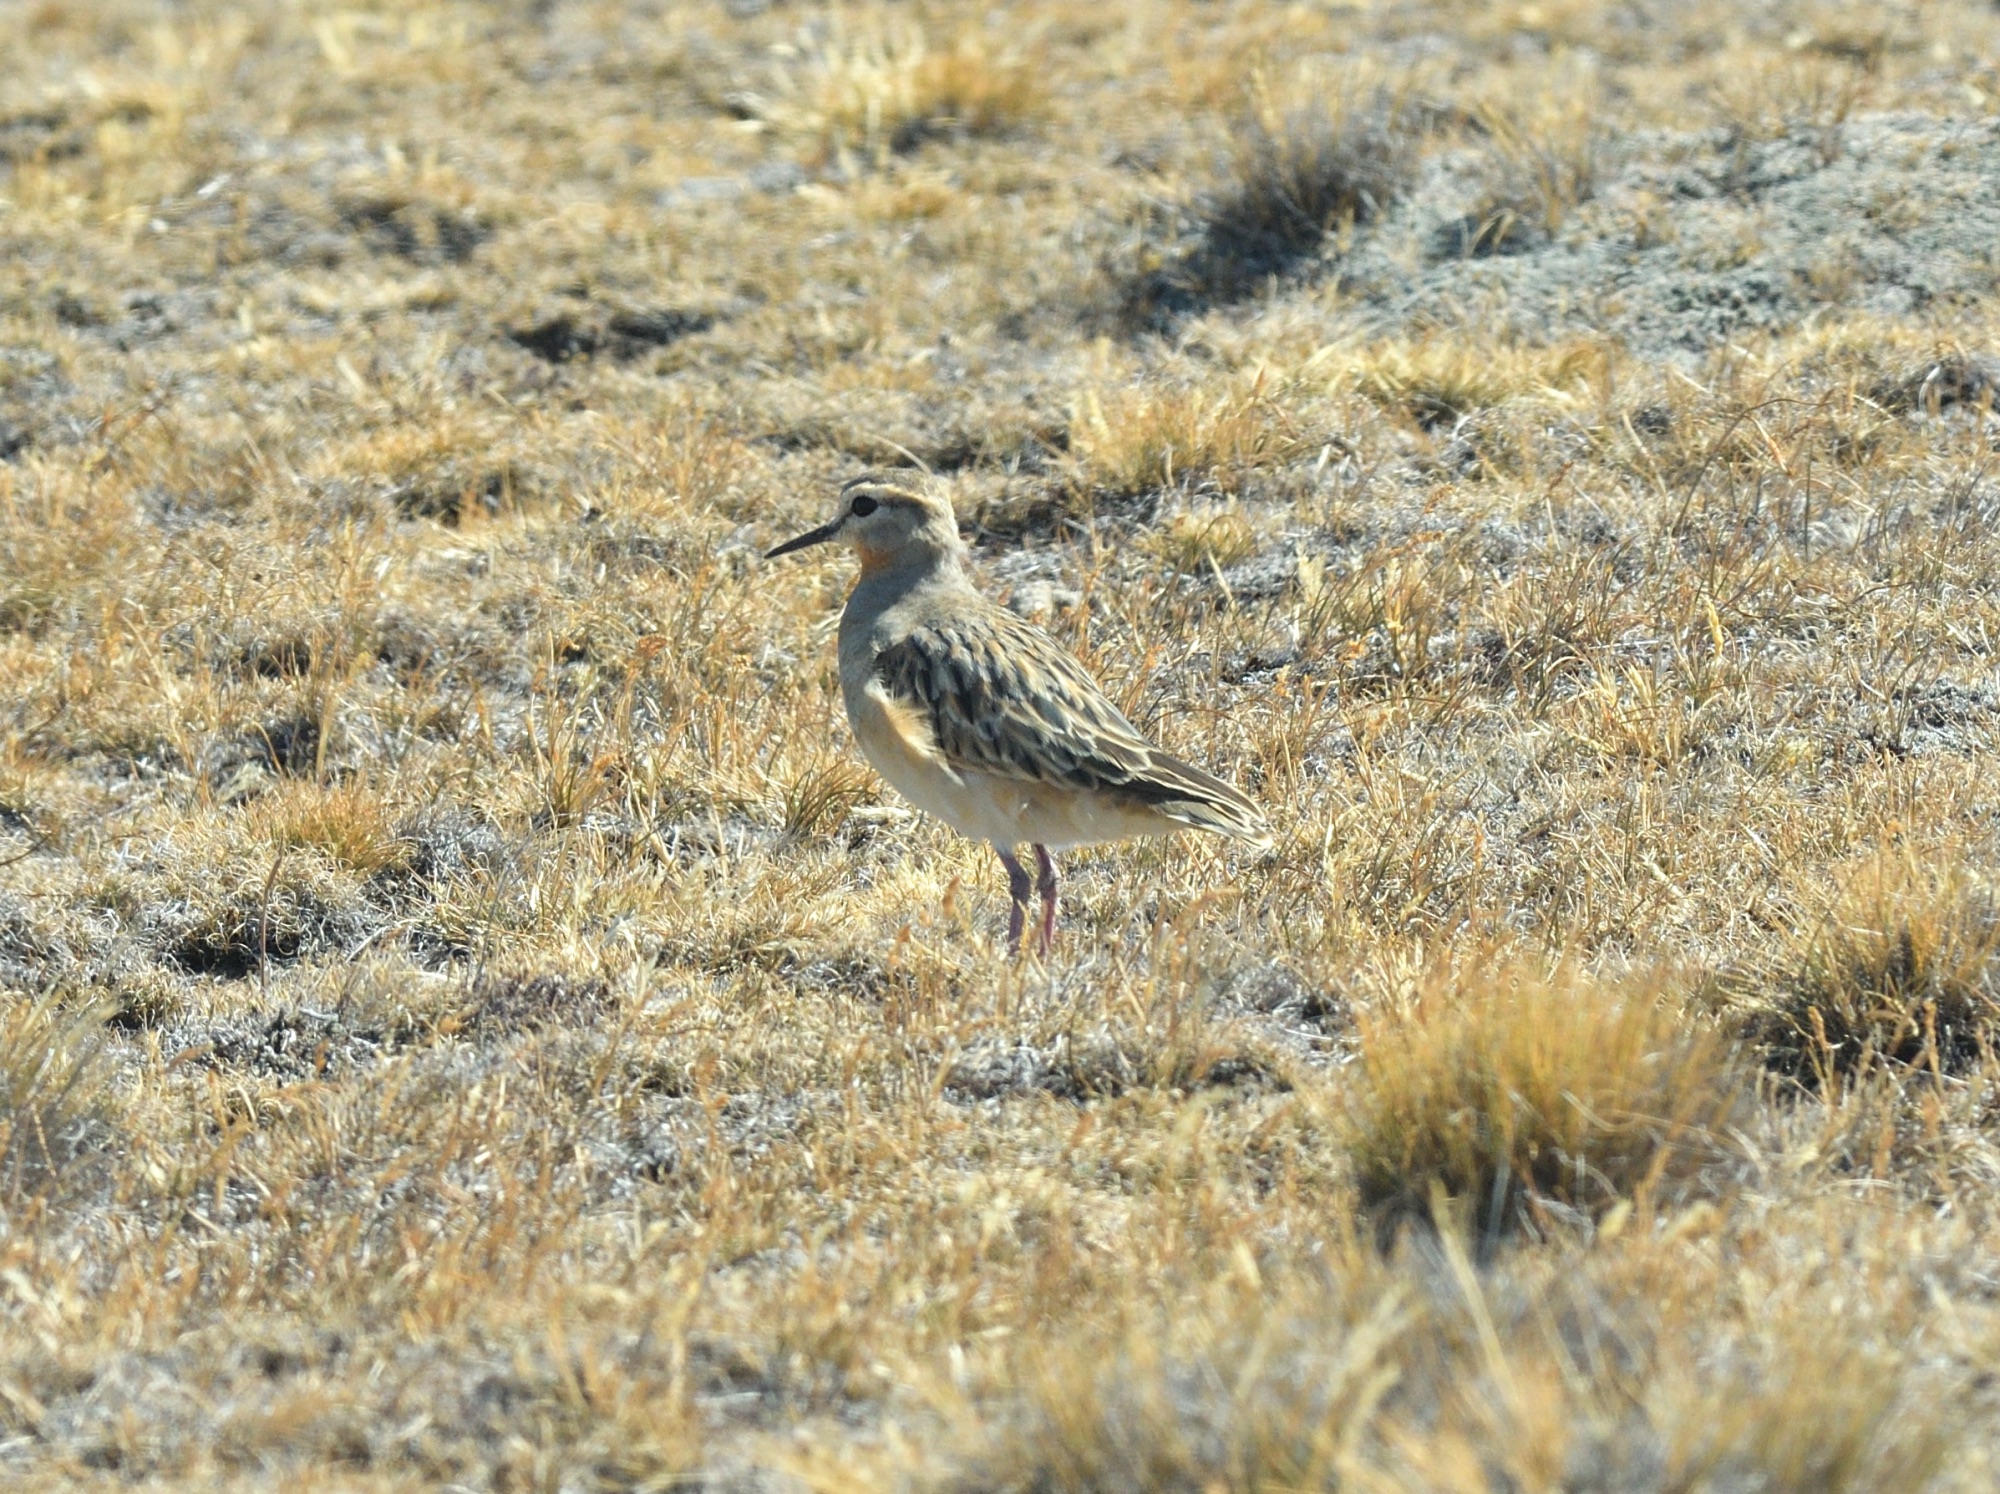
[{"left": 846, "top": 680, "right": 1164, "bottom": 850}]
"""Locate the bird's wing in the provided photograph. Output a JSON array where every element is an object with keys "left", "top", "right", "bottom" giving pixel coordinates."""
[{"left": 872, "top": 607, "right": 1272, "bottom": 846}]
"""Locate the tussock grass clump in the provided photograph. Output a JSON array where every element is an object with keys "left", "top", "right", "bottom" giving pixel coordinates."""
[
  {"left": 1756, "top": 853, "right": 2000, "bottom": 1082},
  {"left": 778, "top": 758, "right": 876, "bottom": 840},
  {"left": 1212, "top": 77, "right": 1419, "bottom": 258},
  {"left": 250, "top": 780, "right": 410, "bottom": 876},
  {"left": 1441, "top": 88, "right": 1609, "bottom": 257},
  {"left": 1070, "top": 382, "right": 1300, "bottom": 498},
  {"left": 1342, "top": 964, "right": 1738, "bottom": 1236},
  {"left": 0, "top": 998, "right": 114, "bottom": 1207},
  {"left": 746, "top": 20, "right": 1042, "bottom": 165},
  {"left": 1334, "top": 336, "right": 1608, "bottom": 429},
  {"left": 1130, "top": 70, "right": 1433, "bottom": 320},
  {"left": 1705, "top": 51, "right": 1875, "bottom": 154},
  {"left": 1144, "top": 508, "right": 1259, "bottom": 574}
]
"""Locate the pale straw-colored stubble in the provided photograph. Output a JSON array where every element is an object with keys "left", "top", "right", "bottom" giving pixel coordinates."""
[{"left": 3, "top": 0, "right": 2000, "bottom": 1487}]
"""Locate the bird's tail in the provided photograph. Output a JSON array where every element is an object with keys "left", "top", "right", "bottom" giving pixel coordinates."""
[{"left": 1133, "top": 752, "right": 1274, "bottom": 850}]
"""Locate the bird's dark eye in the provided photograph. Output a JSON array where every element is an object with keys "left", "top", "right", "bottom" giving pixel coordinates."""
[{"left": 850, "top": 495, "right": 879, "bottom": 517}]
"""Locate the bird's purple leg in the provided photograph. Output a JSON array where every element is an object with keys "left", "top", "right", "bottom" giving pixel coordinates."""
[
  {"left": 997, "top": 848, "right": 1033, "bottom": 954},
  {"left": 1032, "top": 844, "right": 1059, "bottom": 954}
]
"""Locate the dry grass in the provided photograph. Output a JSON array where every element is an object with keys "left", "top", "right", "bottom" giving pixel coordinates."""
[
  {"left": 1144, "top": 506, "right": 1260, "bottom": 575},
  {"left": 944, "top": 1213, "right": 1960, "bottom": 1493},
  {"left": 251, "top": 779, "right": 412, "bottom": 876},
  {"left": 1341, "top": 963, "right": 1739, "bottom": 1239},
  {"left": 1201, "top": 70, "right": 1431, "bottom": 275},
  {"left": 738, "top": 13, "right": 1044, "bottom": 167},
  {"left": 0, "top": 999, "right": 111, "bottom": 1208},
  {"left": 1121, "top": 65, "right": 1436, "bottom": 321},
  {"left": 5, "top": 0, "right": 2000, "bottom": 1486},
  {"left": 1070, "top": 377, "right": 1301, "bottom": 498},
  {"left": 1435, "top": 53, "right": 1613, "bottom": 260},
  {"left": 1757, "top": 850, "right": 2000, "bottom": 1081},
  {"left": 1333, "top": 337, "right": 1611, "bottom": 429}
]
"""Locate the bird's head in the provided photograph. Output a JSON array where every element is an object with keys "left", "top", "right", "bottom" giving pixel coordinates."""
[{"left": 765, "top": 471, "right": 965, "bottom": 575}]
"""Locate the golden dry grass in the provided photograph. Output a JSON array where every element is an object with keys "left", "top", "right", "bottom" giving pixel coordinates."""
[
  {"left": 1333, "top": 336, "right": 1611, "bottom": 430},
  {"left": 743, "top": 16, "right": 1045, "bottom": 168},
  {"left": 1759, "top": 850, "right": 2000, "bottom": 1080},
  {"left": 4, "top": 0, "right": 2000, "bottom": 1487},
  {"left": 1340, "top": 962, "right": 1739, "bottom": 1239},
  {"left": 1071, "top": 376, "right": 1302, "bottom": 498}
]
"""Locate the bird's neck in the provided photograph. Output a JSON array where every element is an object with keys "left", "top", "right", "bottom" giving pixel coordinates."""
[
  {"left": 842, "top": 549, "right": 970, "bottom": 649},
  {"left": 854, "top": 539, "right": 968, "bottom": 587}
]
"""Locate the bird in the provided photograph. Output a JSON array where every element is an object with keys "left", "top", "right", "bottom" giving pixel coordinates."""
[{"left": 765, "top": 470, "right": 1272, "bottom": 954}]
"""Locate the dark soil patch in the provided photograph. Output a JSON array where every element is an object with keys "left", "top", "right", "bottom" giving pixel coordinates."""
[
  {"left": 508, "top": 313, "right": 598, "bottom": 363},
  {"left": 387, "top": 464, "right": 532, "bottom": 524},
  {"left": 507, "top": 307, "right": 720, "bottom": 364},
  {"left": 202, "top": 714, "right": 323, "bottom": 783},
  {"left": 1219, "top": 962, "right": 1350, "bottom": 1031},
  {"left": 151, "top": 873, "right": 382, "bottom": 983},
  {"left": 604, "top": 307, "right": 716, "bottom": 351},
  {"left": 338, "top": 194, "right": 489, "bottom": 264}
]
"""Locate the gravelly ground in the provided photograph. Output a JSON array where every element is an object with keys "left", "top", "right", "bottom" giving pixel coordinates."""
[{"left": 7, "top": 2, "right": 2000, "bottom": 1488}]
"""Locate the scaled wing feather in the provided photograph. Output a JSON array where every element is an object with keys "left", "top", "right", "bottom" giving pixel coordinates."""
[{"left": 873, "top": 609, "right": 1271, "bottom": 845}]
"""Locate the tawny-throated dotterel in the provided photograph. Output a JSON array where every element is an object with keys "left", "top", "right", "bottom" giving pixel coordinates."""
[{"left": 766, "top": 470, "right": 1271, "bottom": 954}]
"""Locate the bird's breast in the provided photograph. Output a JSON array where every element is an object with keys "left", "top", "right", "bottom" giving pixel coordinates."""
[{"left": 844, "top": 676, "right": 986, "bottom": 833}]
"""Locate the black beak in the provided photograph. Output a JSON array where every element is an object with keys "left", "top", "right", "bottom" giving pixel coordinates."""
[{"left": 764, "top": 519, "right": 842, "bottom": 559}]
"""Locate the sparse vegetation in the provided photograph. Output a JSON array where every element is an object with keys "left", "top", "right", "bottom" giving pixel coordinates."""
[
  {"left": 1335, "top": 336, "right": 1611, "bottom": 428},
  {"left": 6, "top": 0, "right": 2000, "bottom": 1486},
  {"left": 737, "top": 15, "right": 1044, "bottom": 167},
  {"left": 1342, "top": 964, "right": 1738, "bottom": 1238},
  {"left": 1070, "top": 378, "right": 1299, "bottom": 497},
  {"left": 0, "top": 999, "right": 112, "bottom": 1208},
  {"left": 1757, "top": 851, "right": 2000, "bottom": 1081},
  {"left": 1123, "top": 66, "right": 1434, "bottom": 321}
]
